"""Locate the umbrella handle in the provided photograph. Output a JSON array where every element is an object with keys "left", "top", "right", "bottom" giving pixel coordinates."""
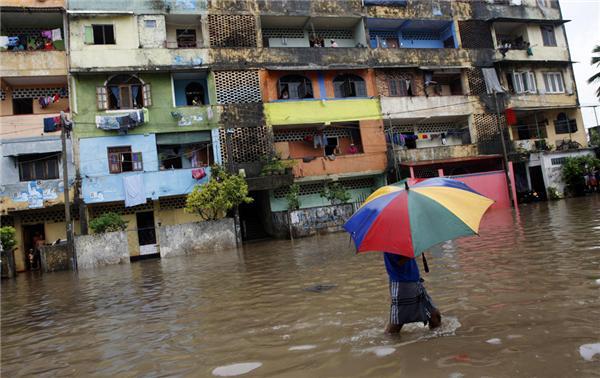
[{"left": 422, "top": 253, "right": 429, "bottom": 273}]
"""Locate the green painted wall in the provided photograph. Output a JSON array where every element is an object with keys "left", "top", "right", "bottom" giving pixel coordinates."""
[
  {"left": 269, "top": 174, "right": 386, "bottom": 212},
  {"left": 72, "top": 73, "right": 220, "bottom": 139}
]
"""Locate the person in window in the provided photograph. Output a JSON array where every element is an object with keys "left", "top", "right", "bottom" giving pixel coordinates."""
[
  {"left": 330, "top": 39, "right": 338, "bottom": 48},
  {"left": 279, "top": 88, "right": 290, "bottom": 100},
  {"left": 192, "top": 96, "right": 202, "bottom": 106},
  {"left": 384, "top": 253, "right": 442, "bottom": 334},
  {"left": 347, "top": 143, "right": 358, "bottom": 154}
]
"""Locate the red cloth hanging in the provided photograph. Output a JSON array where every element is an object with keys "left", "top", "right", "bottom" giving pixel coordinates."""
[{"left": 505, "top": 108, "right": 517, "bottom": 126}]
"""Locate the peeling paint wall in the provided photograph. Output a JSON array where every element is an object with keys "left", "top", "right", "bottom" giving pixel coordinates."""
[
  {"left": 75, "top": 231, "right": 129, "bottom": 270},
  {"left": 158, "top": 218, "right": 236, "bottom": 258},
  {"left": 0, "top": 51, "right": 68, "bottom": 77}
]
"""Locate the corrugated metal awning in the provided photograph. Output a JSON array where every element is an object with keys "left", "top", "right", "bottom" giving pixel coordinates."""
[
  {"left": 2, "top": 138, "right": 62, "bottom": 157},
  {"left": 156, "top": 131, "right": 211, "bottom": 145}
]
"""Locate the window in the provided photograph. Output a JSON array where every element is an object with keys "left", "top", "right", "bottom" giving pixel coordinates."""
[
  {"left": 12, "top": 98, "right": 33, "bottom": 115},
  {"left": 540, "top": 25, "right": 556, "bottom": 47},
  {"left": 324, "top": 137, "right": 339, "bottom": 156},
  {"left": 551, "top": 157, "right": 567, "bottom": 166},
  {"left": 158, "top": 143, "right": 212, "bottom": 170},
  {"left": 511, "top": 71, "right": 536, "bottom": 94},
  {"left": 278, "top": 75, "right": 313, "bottom": 100},
  {"left": 107, "top": 146, "right": 143, "bottom": 174},
  {"left": 144, "top": 20, "right": 157, "bottom": 28},
  {"left": 97, "top": 75, "right": 151, "bottom": 110},
  {"left": 543, "top": 72, "right": 564, "bottom": 93},
  {"left": 388, "top": 79, "right": 413, "bottom": 97},
  {"left": 85, "top": 25, "right": 115, "bottom": 45},
  {"left": 184, "top": 82, "right": 205, "bottom": 105},
  {"left": 554, "top": 113, "right": 577, "bottom": 134},
  {"left": 333, "top": 74, "right": 366, "bottom": 98},
  {"left": 18, "top": 153, "right": 60, "bottom": 181},
  {"left": 176, "top": 29, "right": 197, "bottom": 48}
]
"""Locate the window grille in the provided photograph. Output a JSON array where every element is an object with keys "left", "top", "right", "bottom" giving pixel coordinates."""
[
  {"left": 218, "top": 126, "right": 272, "bottom": 164},
  {"left": 262, "top": 28, "right": 305, "bottom": 39},
  {"left": 313, "top": 29, "right": 354, "bottom": 40},
  {"left": 88, "top": 200, "right": 154, "bottom": 218},
  {"left": 11, "top": 87, "right": 68, "bottom": 99},
  {"left": 273, "top": 127, "right": 352, "bottom": 143},
  {"left": 159, "top": 196, "right": 187, "bottom": 210},
  {"left": 208, "top": 14, "right": 257, "bottom": 47},
  {"left": 466, "top": 68, "right": 487, "bottom": 95},
  {"left": 401, "top": 31, "right": 440, "bottom": 41},
  {"left": 458, "top": 21, "right": 494, "bottom": 49},
  {"left": 214, "top": 70, "right": 261, "bottom": 104}
]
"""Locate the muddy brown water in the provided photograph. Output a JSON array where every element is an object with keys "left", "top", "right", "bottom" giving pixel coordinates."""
[{"left": 2, "top": 196, "right": 600, "bottom": 377}]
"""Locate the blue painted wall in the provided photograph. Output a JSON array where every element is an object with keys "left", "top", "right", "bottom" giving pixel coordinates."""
[{"left": 79, "top": 134, "right": 211, "bottom": 204}]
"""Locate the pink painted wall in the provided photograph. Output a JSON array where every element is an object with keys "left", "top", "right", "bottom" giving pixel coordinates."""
[{"left": 408, "top": 170, "right": 511, "bottom": 209}]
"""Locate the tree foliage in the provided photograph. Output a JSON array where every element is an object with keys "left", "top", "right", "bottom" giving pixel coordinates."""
[
  {"left": 185, "top": 165, "right": 253, "bottom": 221},
  {"left": 588, "top": 45, "right": 600, "bottom": 98},
  {"left": 286, "top": 183, "right": 301, "bottom": 210},
  {"left": 0, "top": 226, "right": 17, "bottom": 251},
  {"left": 320, "top": 182, "right": 351, "bottom": 205},
  {"left": 89, "top": 212, "right": 128, "bottom": 234},
  {"left": 561, "top": 155, "right": 600, "bottom": 196}
]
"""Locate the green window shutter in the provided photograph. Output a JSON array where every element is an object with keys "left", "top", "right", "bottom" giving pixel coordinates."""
[{"left": 84, "top": 26, "right": 94, "bottom": 44}]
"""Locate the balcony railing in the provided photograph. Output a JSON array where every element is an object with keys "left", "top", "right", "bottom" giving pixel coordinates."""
[
  {"left": 0, "top": 113, "right": 67, "bottom": 139},
  {"left": 0, "top": 50, "right": 67, "bottom": 77},
  {"left": 395, "top": 144, "right": 479, "bottom": 163},
  {"left": 292, "top": 153, "right": 387, "bottom": 178}
]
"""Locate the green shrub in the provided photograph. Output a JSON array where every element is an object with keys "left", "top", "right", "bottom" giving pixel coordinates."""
[
  {"left": 185, "top": 165, "right": 253, "bottom": 221},
  {"left": 89, "top": 212, "right": 128, "bottom": 234},
  {"left": 320, "top": 182, "right": 351, "bottom": 205},
  {"left": 286, "top": 183, "right": 301, "bottom": 210},
  {"left": 0, "top": 226, "right": 17, "bottom": 250},
  {"left": 547, "top": 186, "right": 561, "bottom": 200},
  {"left": 562, "top": 155, "right": 600, "bottom": 196}
]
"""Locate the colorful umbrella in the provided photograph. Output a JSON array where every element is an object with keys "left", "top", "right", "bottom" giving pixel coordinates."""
[{"left": 343, "top": 178, "right": 494, "bottom": 258}]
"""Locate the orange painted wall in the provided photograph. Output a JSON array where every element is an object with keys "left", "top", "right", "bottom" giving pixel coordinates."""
[{"left": 262, "top": 69, "right": 378, "bottom": 102}]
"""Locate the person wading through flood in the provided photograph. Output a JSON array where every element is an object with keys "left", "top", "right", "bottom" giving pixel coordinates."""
[{"left": 384, "top": 252, "right": 441, "bottom": 334}]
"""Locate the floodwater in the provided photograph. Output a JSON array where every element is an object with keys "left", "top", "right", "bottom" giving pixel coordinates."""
[{"left": 2, "top": 196, "right": 600, "bottom": 377}]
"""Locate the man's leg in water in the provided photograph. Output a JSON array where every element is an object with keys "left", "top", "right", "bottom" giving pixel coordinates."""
[
  {"left": 385, "top": 323, "right": 403, "bottom": 334},
  {"left": 429, "top": 308, "right": 442, "bottom": 329}
]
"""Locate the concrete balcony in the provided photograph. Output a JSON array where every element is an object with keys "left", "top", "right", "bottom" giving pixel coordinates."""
[
  {"left": 371, "top": 48, "right": 471, "bottom": 68},
  {"left": 264, "top": 98, "right": 381, "bottom": 126},
  {"left": 470, "top": 1, "right": 562, "bottom": 22},
  {"left": 82, "top": 167, "right": 211, "bottom": 205},
  {"left": 0, "top": 179, "right": 74, "bottom": 213},
  {"left": 0, "top": 113, "right": 65, "bottom": 139},
  {"left": 292, "top": 153, "right": 387, "bottom": 179},
  {"left": 395, "top": 144, "right": 479, "bottom": 163},
  {"left": 0, "top": 51, "right": 67, "bottom": 77},
  {"left": 493, "top": 46, "right": 569, "bottom": 62},
  {"left": 210, "top": 47, "right": 371, "bottom": 69},
  {"left": 380, "top": 96, "right": 472, "bottom": 119},
  {"left": 69, "top": 48, "right": 209, "bottom": 72},
  {"left": 506, "top": 93, "right": 577, "bottom": 110}
]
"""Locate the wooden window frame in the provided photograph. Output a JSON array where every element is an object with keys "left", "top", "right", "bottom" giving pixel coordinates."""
[
  {"left": 91, "top": 24, "right": 115, "bottom": 45},
  {"left": 540, "top": 25, "right": 557, "bottom": 47},
  {"left": 107, "top": 146, "right": 143, "bottom": 174},
  {"left": 18, "top": 154, "right": 60, "bottom": 182}
]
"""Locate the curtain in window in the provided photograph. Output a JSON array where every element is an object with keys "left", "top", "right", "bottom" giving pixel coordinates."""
[
  {"left": 131, "top": 85, "right": 140, "bottom": 107},
  {"left": 109, "top": 86, "right": 120, "bottom": 108}
]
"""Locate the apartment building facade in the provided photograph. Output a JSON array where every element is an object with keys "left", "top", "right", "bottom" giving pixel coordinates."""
[{"left": 2, "top": 0, "right": 591, "bottom": 267}]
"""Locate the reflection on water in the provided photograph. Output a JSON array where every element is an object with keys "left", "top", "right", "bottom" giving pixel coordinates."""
[{"left": 2, "top": 196, "right": 600, "bottom": 377}]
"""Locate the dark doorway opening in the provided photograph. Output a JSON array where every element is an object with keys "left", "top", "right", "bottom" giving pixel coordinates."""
[
  {"left": 135, "top": 211, "right": 159, "bottom": 259},
  {"left": 529, "top": 166, "right": 547, "bottom": 201},
  {"left": 22, "top": 224, "right": 44, "bottom": 271},
  {"left": 239, "top": 191, "right": 270, "bottom": 242},
  {"left": 13, "top": 98, "right": 33, "bottom": 115}
]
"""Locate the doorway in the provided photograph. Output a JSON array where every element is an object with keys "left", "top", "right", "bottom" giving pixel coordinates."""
[
  {"left": 529, "top": 166, "right": 547, "bottom": 201},
  {"left": 22, "top": 223, "right": 44, "bottom": 271},
  {"left": 239, "top": 191, "right": 270, "bottom": 242},
  {"left": 136, "top": 211, "right": 158, "bottom": 258}
]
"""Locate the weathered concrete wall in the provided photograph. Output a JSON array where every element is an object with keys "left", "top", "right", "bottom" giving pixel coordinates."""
[
  {"left": 380, "top": 96, "right": 473, "bottom": 119},
  {"left": 272, "top": 203, "right": 355, "bottom": 238},
  {"left": 40, "top": 243, "right": 71, "bottom": 273},
  {"left": 0, "top": 51, "right": 68, "bottom": 77},
  {"left": 2, "top": 0, "right": 65, "bottom": 7},
  {"left": 159, "top": 218, "right": 236, "bottom": 258},
  {"left": 397, "top": 144, "right": 479, "bottom": 163},
  {"left": 75, "top": 231, "right": 130, "bottom": 270}
]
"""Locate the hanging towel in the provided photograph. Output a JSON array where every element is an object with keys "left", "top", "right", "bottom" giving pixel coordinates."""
[
  {"left": 123, "top": 174, "right": 146, "bottom": 207},
  {"left": 41, "top": 30, "right": 52, "bottom": 39},
  {"left": 0, "top": 36, "right": 8, "bottom": 49},
  {"left": 43, "top": 117, "right": 58, "bottom": 132},
  {"left": 51, "top": 28, "right": 62, "bottom": 41},
  {"left": 95, "top": 115, "right": 120, "bottom": 130},
  {"left": 482, "top": 68, "right": 504, "bottom": 94},
  {"left": 192, "top": 168, "right": 206, "bottom": 180}
]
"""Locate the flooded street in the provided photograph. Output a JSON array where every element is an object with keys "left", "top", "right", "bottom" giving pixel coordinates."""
[{"left": 2, "top": 196, "right": 600, "bottom": 377}]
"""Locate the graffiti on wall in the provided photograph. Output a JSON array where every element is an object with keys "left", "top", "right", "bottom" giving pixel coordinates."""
[{"left": 10, "top": 181, "right": 59, "bottom": 209}]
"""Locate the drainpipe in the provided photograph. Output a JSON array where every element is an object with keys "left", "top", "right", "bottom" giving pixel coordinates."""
[{"left": 494, "top": 92, "right": 515, "bottom": 207}]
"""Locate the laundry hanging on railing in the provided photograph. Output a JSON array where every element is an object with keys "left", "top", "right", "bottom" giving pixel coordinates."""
[
  {"left": 95, "top": 109, "right": 146, "bottom": 132},
  {"left": 43, "top": 116, "right": 62, "bottom": 132}
]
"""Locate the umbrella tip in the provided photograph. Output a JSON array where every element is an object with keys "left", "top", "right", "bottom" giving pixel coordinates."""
[{"left": 404, "top": 181, "right": 409, "bottom": 191}]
